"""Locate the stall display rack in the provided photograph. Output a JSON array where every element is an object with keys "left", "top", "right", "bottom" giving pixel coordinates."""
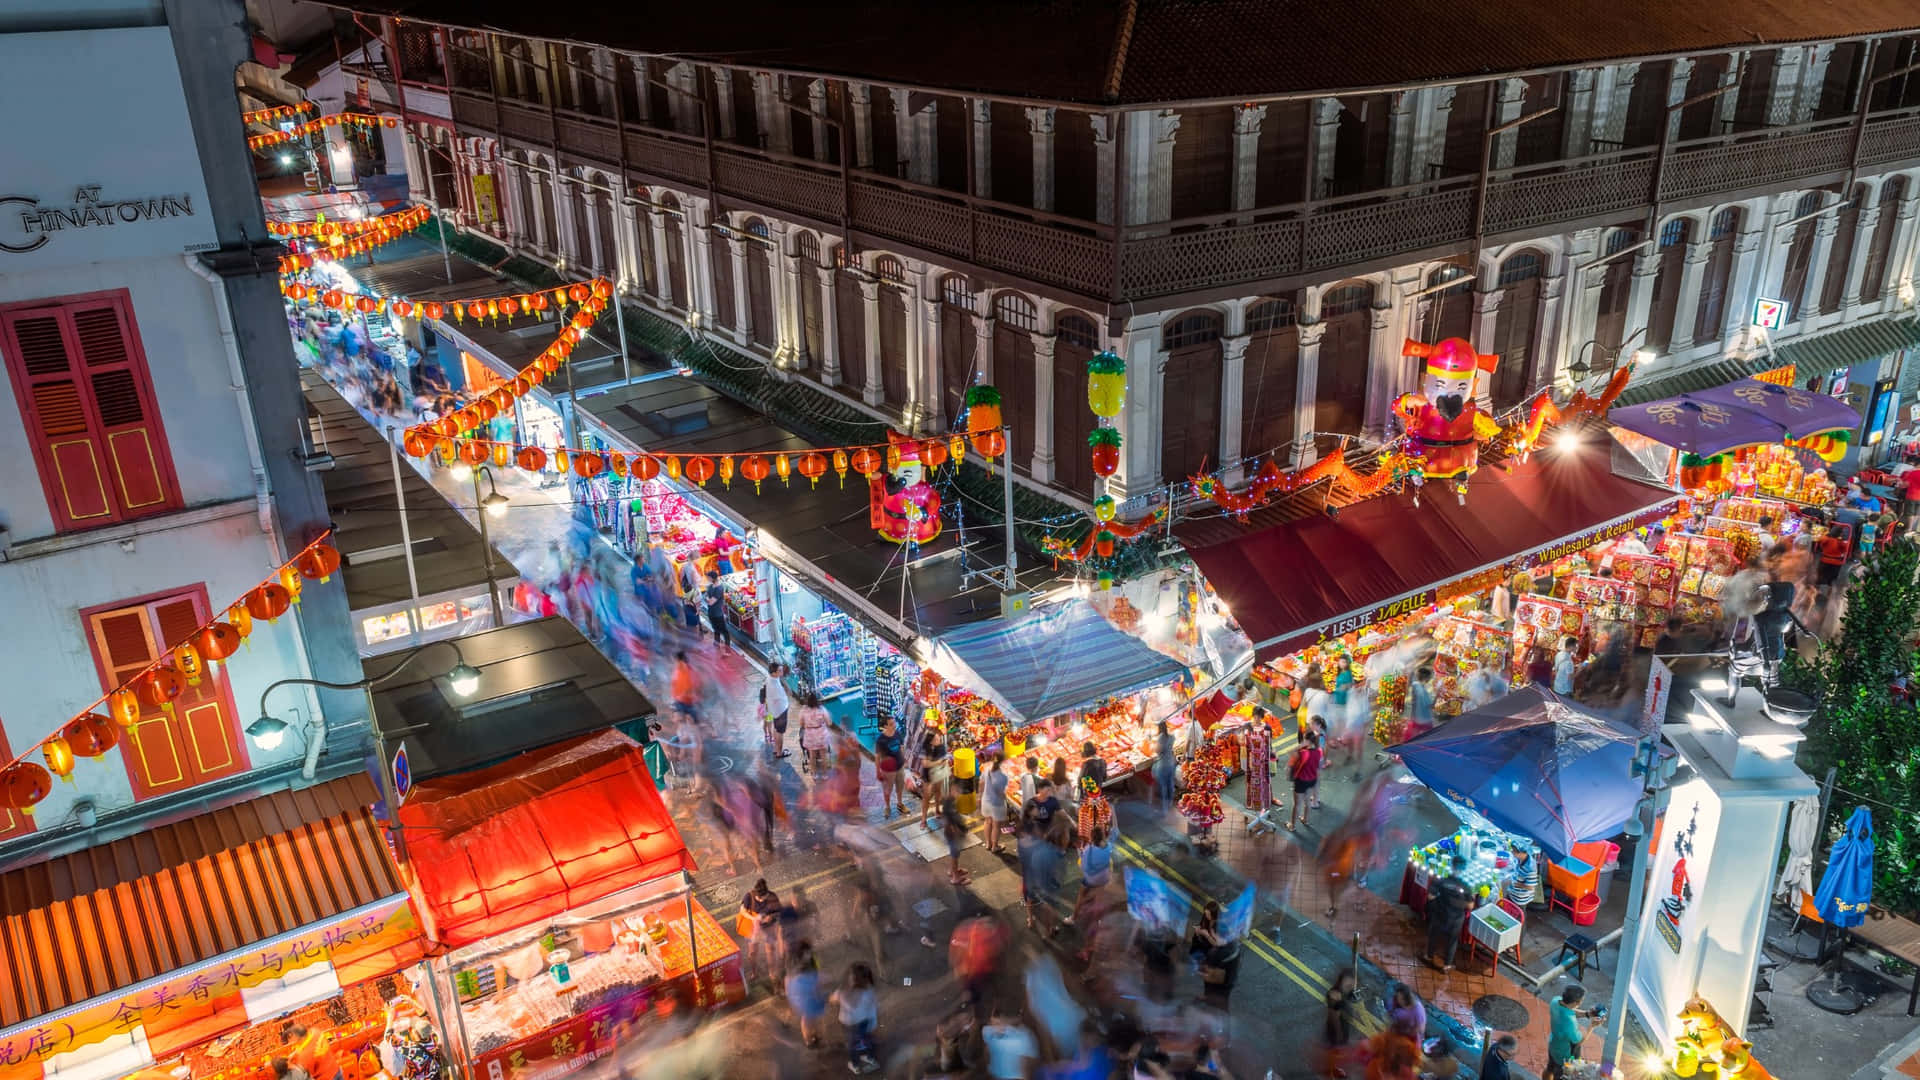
[{"left": 792, "top": 611, "right": 859, "bottom": 698}]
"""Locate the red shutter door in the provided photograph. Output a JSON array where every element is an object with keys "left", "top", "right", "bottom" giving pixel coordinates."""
[
  {"left": 89, "top": 604, "right": 194, "bottom": 798},
  {"left": 71, "top": 302, "right": 173, "bottom": 515},
  {"left": 151, "top": 594, "right": 247, "bottom": 784},
  {"left": 3, "top": 310, "right": 116, "bottom": 528}
]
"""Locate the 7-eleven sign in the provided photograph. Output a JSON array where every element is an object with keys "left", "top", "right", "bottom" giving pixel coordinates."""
[{"left": 1751, "top": 296, "right": 1788, "bottom": 330}]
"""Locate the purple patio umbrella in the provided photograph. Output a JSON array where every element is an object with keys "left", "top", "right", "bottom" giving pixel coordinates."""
[
  {"left": 1688, "top": 379, "right": 1860, "bottom": 439},
  {"left": 1609, "top": 394, "right": 1789, "bottom": 457}
]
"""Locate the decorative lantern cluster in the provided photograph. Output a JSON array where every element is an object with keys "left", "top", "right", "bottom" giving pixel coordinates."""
[
  {"left": 963, "top": 386, "right": 1006, "bottom": 462},
  {"left": 0, "top": 538, "right": 342, "bottom": 817},
  {"left": 272, "top": 205, "right": 434, "bottom": 270},
  {"left": 241, "top": 100, "right": 318, "bottom": 126},
  {"left": 246, "top": 111, "right": 398, "bottom": 151}
]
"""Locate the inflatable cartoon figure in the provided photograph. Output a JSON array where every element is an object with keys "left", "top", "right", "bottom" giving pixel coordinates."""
[
  {"left": 1393, "top": 337, "right": 1503, "bottom": 489},
  {"left": 870, "top": 430, "right": 942, "bottom": 544}
]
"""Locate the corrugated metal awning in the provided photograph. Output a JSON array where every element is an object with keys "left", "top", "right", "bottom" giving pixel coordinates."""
[
  {"left": 0, "top": 774, "right": 399, "bottom": 1029},
  {"left": 1617, "top": 317, "right": 1920, "bottom": 407}
]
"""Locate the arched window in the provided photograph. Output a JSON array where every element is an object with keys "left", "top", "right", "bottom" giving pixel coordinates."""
[
  {"left": 1320, "top": 282, "right": 1373, "bottom": 318},
  {"left": 1313, "top": 282, "right": 1373, "bottom": 450},
  {"left": 873, "top": 254, "right": 906, "bottom": 284},
  {"left": 1490, "top": 251, "right": 1545, "bottom": 410},
  {"left": 1780, "top": 192, "right": 1823, "bottom": 319},
  {"left": 1497, "top": 252, "right": 1542, "bottom": 287},
  {"left": 1057, "top": 313, "right": 1099, "bottom": 349},
  {"left": 833, "top": 244, "right": 852, "bottom": 269},
  {"left": 995, "top": 293, "right": 1038, "bottom": 330},
  {"left": 1247, "top": 299, "right": 1297, "bottom": 332},
  {"left": 795, "top": 232, "right": 821, "bottom": 263},
  {"left": 1695, "top": 207, "right": 1743, "bottom": 341},
  {"left": 1421, "top": 265, "right": 1473, "bottom": 343},
  {"left": 745, "top": 219, "right": 771, "bottom": 239},
  {"left": 1164, "top": 311, "right": 1223, "bottom": 348},
  {"left": 941, "top": 275, "right": 974, "bottom": 310},
  {"left": 1647, "top": 219, "right": 1693, "bottom": 349},
  {"left": 1605, "top": 229, "right": 1639, "bottom": 257}
]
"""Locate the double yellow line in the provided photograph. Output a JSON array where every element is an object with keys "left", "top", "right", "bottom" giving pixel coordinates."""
[{"left": 1115, "top": 822, "right": 1383, "bottom": 1036}]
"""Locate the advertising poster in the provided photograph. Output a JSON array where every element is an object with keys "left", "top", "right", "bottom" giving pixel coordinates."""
[
  {"left": 1220, "top": 883, "right": 1257, "bottom": 942},
  {"left": 1125, "top": 866, "right": 1190, "bottom": 938}
]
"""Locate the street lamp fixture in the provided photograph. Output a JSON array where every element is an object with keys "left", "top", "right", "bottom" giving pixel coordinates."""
[
  {"left": 245, "top": 713, "right": 290, "bottom": 750},
  {"left": 448, "top": 661, "right": 482, "bottom": 696},
  {"left": 479, "top": 469, "right": 510, "bottom": 519},
  {"left": 470, "top": 466, "right": 508, "bottom": 622}
]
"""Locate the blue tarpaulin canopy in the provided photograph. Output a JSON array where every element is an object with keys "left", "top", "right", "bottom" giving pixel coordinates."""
[
  {"left": 930, "top": 599, "right": 1189, "bottom": 724},
  {"left": 1394, "top": 687, "right": 1641, "bottom": 859}
]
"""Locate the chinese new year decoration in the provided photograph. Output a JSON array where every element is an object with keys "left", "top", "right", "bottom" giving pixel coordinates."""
[
  {"left": 870, "top": 431, "right": 942, "bottom": 545},
  {"left": 241, "top": 100, "right": 317, "bottom": 126},
  {"left": 246, "top": 110, "right": 397, "bottom": 151},
  {"left": 1393, "top": 337, "right": 1503, "bottom": 496}
]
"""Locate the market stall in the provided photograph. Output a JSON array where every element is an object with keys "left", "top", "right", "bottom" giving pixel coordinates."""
[
  {"left": 1613, "top": 379, "right": 1860, "bottom": 513},
  {"left": 395, "top": 730, "right": 741, "bottom": 1080}
]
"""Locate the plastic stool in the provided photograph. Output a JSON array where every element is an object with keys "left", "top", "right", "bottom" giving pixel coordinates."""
[
  {"left": 1557, "top": 932, "right": 1601, "bottom": 979},
  {"left": 1572, "top": 893, "right": 1601, "bottom": 926}
]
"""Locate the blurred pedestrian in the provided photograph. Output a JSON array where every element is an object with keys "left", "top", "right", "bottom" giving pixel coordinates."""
[
  {"left": 671, "top": 651, "right": 700, "bottom": 721},
  {"left": 704, "top": 571, "right": 732, "bottom": 651},
  {"left": 762, "top": 663, "right": 792, "bottom": 758},
  {"left": 919, "top": 730, "right": 951, "bottom": 830},
  {"left": 831, "top": 963, "right": 880, "bottom": 1073},
  {"left": 875, "top": 716, "right": 907, "bottom": 816},
  {"left": 1322, "top": 968, "right": 1357, "bottom": 1078},
  {"left": 1287, "top": 732, "right": 1324, "bottom": 831},
  {"left": 1152, "top": 722, "right": 1177, "bottom": 809},
  {"left": 982, "top": 1003, "right": 1038, "bottom": 1080},
  {"left": 1071, "top": 823, "right": 1113, "bottom": 928},
  {"left": 784, "top": 943, "right": 827, "bottom": 1048},
  {"left": 982, "top": 751, "right": 1010, "bottom": 854},
  {"left": 741, "top": 879, "right": 783, "bottom": 985},
  {"left": 796, "top": 692, "right": 831, "bottom": 774},
  {"left": 940, "top": 790, "right": 973, "bottom": 887},
  {"left": 1480, "top": 1034, "right": 1519, "bottom": 1080},
  {"left": 1386, "top": 985, "right": 1426, "bottom": 1039}
]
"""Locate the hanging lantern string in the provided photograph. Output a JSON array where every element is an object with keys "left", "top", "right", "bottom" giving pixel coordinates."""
[
  {"left": 241, "top": 100, "right": 318, "bottom": 126},
  {"left": 268, "top": 205, "right": 433, "bottom": 243},
  {"left": 246, "top": 111, "right": 399, "bottom": 150},
  {"left": 0, "top": 531, "right": 341, "bottom": 779}
]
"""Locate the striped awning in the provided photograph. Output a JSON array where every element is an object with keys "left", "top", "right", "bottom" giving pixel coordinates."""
[
  {"left": 930, "top": 599, "right": 1189, "bottom": 724},
  {"left": 1617, "top": 317, "right": 1920, "bottom": 407},
  {"left": 0, "top": 774, "right": 404, "bottom": 1031}
]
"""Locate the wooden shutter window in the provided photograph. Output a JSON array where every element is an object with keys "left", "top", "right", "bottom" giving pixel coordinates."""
[{"left": 1, "top": 292, "right": 179, "bottom": 533}]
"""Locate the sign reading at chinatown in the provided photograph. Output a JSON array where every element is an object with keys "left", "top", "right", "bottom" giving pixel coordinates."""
[
  {"left": 0, "top": 897, "right": 424, "bottom": 1080},
  {"left": 0, "top": 186, "right": 201, "bottom": 254}
]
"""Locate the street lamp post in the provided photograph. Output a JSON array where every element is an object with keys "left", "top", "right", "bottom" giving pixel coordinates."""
[
  {"left": 446, "top": 460, "right": 511, "bottom": 624},
  {"left": 1600, "top": 736, "right": 1680, "bottom": 1075},
  {"left": 252, "top": 639, "right": 483, "bottom": 857}
]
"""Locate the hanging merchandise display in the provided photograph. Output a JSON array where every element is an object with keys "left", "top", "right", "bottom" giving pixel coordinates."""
[
  {"left": 793, "top": 611, "right": 860, "bottom": 699},
  {"left": 0, "top": 534, "right": 341, "bottom": 817}
]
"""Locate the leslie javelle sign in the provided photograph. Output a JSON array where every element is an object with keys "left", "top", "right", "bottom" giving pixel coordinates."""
[
  {"left": 0, "top": 186, "right": 204, "bottom": 254},
  {"left": 0, "top": 26, "right": 218, "bottom": 267}
]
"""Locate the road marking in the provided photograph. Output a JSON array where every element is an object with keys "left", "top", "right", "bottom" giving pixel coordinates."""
[{"left": 1116, "top": 834, "right": 1383, "bottom": 1034}]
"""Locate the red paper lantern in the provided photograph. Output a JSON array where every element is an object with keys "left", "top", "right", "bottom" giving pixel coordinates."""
[
  {"left": 1, "top": 762, "right": 52, "bottom": 815},
  {"left": 108, "top": 688, "right": 140, "bottom": 729},
  {"left": 174, "top": 641, "right": 206, "bottom": 686},
  {"left": 42, "top": 735, "right": 75, "bottom": 782},
  {"left": 500, "top": 296, "right": 520, "bottom": 317},
  {"left": 633, "top": 454, "right": 660, "bottom": 481},
  {"left": 136, "top": 665, "right": 185, "bottom": 710},
  {"left": 402, "top": 429, "right": 433, "bottom": 457},
  {"left": 297, "top": 542, "right": 343, "bottom": 582},
  {"left": 226, "top": 601, "right": 253, "bottom": 639},
  {"left": 459, "top": 440, "right": 490, "bottom": 466},
  {"left": 247, "top": 583, "right": 292, "bottom": 622},
  {"left": 575, "top": 452, "right": 605, "bottom": 479},
  {"left": 194, "top": 621, "right": 242, "bottom": 662},
  {"left": 592, "top": 279, "right": 612, "bottom": 299},
  {"left": 355, "top": 296, "right": 379, "bottom": 313},
  {"left": 516, "top": 446, "right": 548, "bottom": 472},
  {"left": 797, "top": 452, "right": 828, "bottom": 487},
  {"left": 424, "top": 302, "right": 445, "bottom": 320},
  {"left": 567, "top": 283, "right": 591, "bottom": 304},
  {"left": 740, "top": 455, "right": 770, "bottom": 492},
  {"left": 530, "top": 292, "right": 549, "bottom": 312},
  {"left": 850, "top": 447, "right": 882, "bottom": 478},
  {"left": 685, "top": 456, "right": 716, "bottom": 486},
  {"left": 920, "top": 439, "right": 949, "bottom": 470},
  {"left": 467, "top": 301, "right": 488, "bottom": 320},
  {"left": 322, "top": 289, "right": 344, "bottom": 309},
  {"left": 65, "top": 714, "right": 119, "bottom": 759}
]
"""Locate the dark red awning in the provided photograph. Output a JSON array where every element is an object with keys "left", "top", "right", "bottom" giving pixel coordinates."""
[
  {"left": 396, "top": 729, "right": 694, "bottom": 948},
  {"left": 1184, "top": 447, "right": 1678, "bottom": 661}
]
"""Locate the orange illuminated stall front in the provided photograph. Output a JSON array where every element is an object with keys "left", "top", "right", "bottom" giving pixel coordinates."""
[{"left": 395, "top": 730, "right": 741, "bottom": 1080}]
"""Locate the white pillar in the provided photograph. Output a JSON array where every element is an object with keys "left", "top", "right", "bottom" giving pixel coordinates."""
[
  {"left": 1027, "top": 106, "right": 1057, "bottom": 212},
  {"left": 754, "top": 73, "right": 789, "bottom": 154},
  {"left": 1292, "top": 322, "right": 1324, "bottom": 468},
  {"left": 711, "top": 69, "right": 737, "bottom": 141},
  {"left": 1562, "top": 70, "right": 1597, "bottom": 158},
  {"left": 1472, "top": 288, "right": 1503, "bottom": 409},
  {"left": 1668, "top": 238, "right": 1712, "bottom": 352},
  {"left": 1568, "top": 231, "right": 1607, "bottom": 386},
  {"left": 581, "top": 190, "right": 607, "bottom": 275},
  {"left": 1092, "top": 114, "right": 1117, "bottom": 225},
  {"left": 403, "top": 133, "right": 428, "bottom": 201},
  {"left": 913, "top": 276, "right": 940, "bottom": 432},
  {"left": 1219, "top": 335, "right": 1249, "bottom": 482},
  {"left": 915, "top": 100, "right": 940, "bottom": 186},
  {"left": 1493, "top": 77, "right": 1528, "bottom": 169},
  {"left": 648, "top": 208, "right": 674, "bottom": 305},
  {"left": 1111, "top": 322, "right": 1158, "bottom": 500},
  {"left": 1887, "top": 184, "right": 1920, "bottom": 301},
  {"left": 849, "top": 83, "right": 873, "bottom": 169},
  {"left": 496, "top": 160, "right": 524, "bottom": 247},
  {"left": 1386, "top": 92, "right": 1416, "bottom": 187},
  {"left": 686, "top": 201, "right": 716, "bottom": 324},
  {"left": 1624, "top": 250, "right": 1661, "bottom": 344},
  {"left": 1031, "top": 331, "right": 1058, "bottom": 483},
  {"left": 1231, "top": 104, "right": 1267, "bottom": 212},
  {"left": 1599, "top": 62, "right": 1641, "bottom": 146},
  {"left": 527, "top": 172, "right": 551, "bottom": 255},
  {"left": 816, "top": 265, "right": 841, "bottom": 386},
  {"left": 728, "top": 234, "right": 753, "bottom": 342},
  {"left": 606, "top": 192, "right": 633, "bottom": 287},
  {"left": 888, "top": 88, "right": 916, "bottom": 180},
  {"left": 1423, "top": 87, "right": 1457, "bottom": 180},
  {"left": 973, "top": 311, "right": 995, "bottom": 385},
  {"left": 632, "top": 58, "right": 653, "bottom": 123},
  {"left": 1536, "top": 267, "right": 1567, "bottom": 389},
  {"left": 859, "top": 277, "right": 884, "bottom": 405},
  {"left": 1716, "top": 54, "right": 1744, "bottom": 133},
  {"left": 1365, "top": 298, "right": 1405, "bottom": 438},
  {"left": 553, "top": 179, "right": 580, "bottom": 266},
  {"left": 1842, "top": 201, "right": 1884, "bottom": 310},
  {"left": 808, "top": 80, "right": 830, "bottom": 162},
  {"left": 1124, "top": 109, "right": 1178, "bottom": 224},
  {"left": 1720, "top": 217, "right": 1765, "bottom": 341},
  {"left": 778, "top": 243, "right": 806, "bottom": 367},
  {"left": 1309, "top": 98, "right": 1342, "bottom": 199},
  {"left": 969, "top": 100, "right": 993, "bottom": 199},
  {"left": 1666, "top": 58, "right": 1697, "bottom": 143},
  {"left": 1802, "top": 212, "right": 1840, "bottom": 322},
  {"left": 668, "top": 63, "right": 699, "bottom": 134},
  {"left": 1798, "top": 45, "right": 1835, "bottom": 124}
]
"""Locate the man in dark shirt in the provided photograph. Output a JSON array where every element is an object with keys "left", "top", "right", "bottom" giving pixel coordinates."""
[
  {"left": 1479, "top": 1034, "right": 1519, "bottom": 1080},
  {"left": 1424, "top": 855, "right": 1474, "bottom": 973}
]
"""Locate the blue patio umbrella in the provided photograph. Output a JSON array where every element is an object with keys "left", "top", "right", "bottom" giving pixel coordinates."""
[{"left": 1813, "top": 806, "right": 1875, "bottom": 928}]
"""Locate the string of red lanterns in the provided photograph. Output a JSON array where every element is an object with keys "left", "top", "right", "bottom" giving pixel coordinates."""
[
  {"left": 241, "top": 100, "right": 318, "bottom": 126},
  {"left": 0, "top": 533, "right": 343, "bottom": 817},
  {"left": 247, "top": 112, "right": 398, "bottom": 151}
]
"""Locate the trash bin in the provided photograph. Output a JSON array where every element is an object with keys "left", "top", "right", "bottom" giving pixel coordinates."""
[{"left": 1594, "top": 840, "right": 1622, "bottom": 903}]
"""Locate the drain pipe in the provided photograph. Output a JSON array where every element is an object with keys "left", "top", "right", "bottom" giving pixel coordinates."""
[
  {"left": 185, "top": 255, "right": 273, "bottom": 536},
  {"left": 1507, "top": 924, "right": 1626, "bottom": 988}
]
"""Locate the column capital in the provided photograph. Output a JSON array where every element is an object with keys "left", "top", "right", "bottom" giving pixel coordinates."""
[
  {"left": 1297, "top": 321, "right": 1327, "bottom": 348},
  {"left": 1498, "top": 76, "right": 1529, "bottom": 102},
  {"left": 1567, "top": 68, "right": 1598, "bottom": 92},
  {"left": 1858, "top": 204, "right": 1883, "bottom": 229},
  {"left": 1632, "top": 250, "right": 1663, "bottom": 276},
  {"left": 1030, "top": 330, "right": 1058, "bottom": 359},
  {"left": 1668, "top": 57, "right": 1696, "bottom": 94},
  {"left": 1312, "top": 97, "right": 1343, "bottom": 126},
  {"left": 848, "top": 81, "right": 871, "bottom": 105},
  {"left": 972, "top": 311, "right": 995, "bottom": 336},
  {"left": 1370, "top": 304, "right": 1396, "bottom": 330},
  {"left": 1473, "top": 288, "right": 1506, "bottom": 315},
  {"left": 858, "top": 277, "right": 881, "bottom": 302},
  {"left": 970, "top": 98, "right": 992, "bottom": 125},
  {"left": 1733, "top": 226, "right": 1766, "bottom": 254},
  {"left": 1431, "top": 85, "right": 1457, "bottom": 112},
  {"left": 815, "top": 263, "right": 836, "bottom": 286},
  {"left": 1024, "top": 105, "right": 1057, "bottom": 135},
  {"left": 728, "top": 232, "right": 751, "bottom": 258},
  {"left": 1233, "top": 103, "right": 1269, "bottom": 135},
  {"left": 1153, "top": 108, "right": 1181, "bottom": 144},
  {"left": 1683, "top": 238, "right": 1715, "bottom": 264},
  {"left": 1220, "top": 333, "right": 1252, "bottom": 361},
  {"left": 1815, "top": 213, "right": 1841, "bottom": 238},
  {"left": 1089, "top": 113, "right": 1115, "bottom": 144}
]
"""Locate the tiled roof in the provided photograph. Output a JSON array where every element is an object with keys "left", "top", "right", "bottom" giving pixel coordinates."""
[{"left": 332, "top": 0, "right": 1920, "bottom": 105}]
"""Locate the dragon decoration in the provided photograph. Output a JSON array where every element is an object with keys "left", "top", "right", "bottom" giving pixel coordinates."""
[{"left": 1190, "top": 336, "right": 1636, "bottom": 519}]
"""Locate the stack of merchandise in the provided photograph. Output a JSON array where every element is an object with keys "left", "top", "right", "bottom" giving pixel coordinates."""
[
  {"left": 1610, "top": 553, "right": 1680, "bottom": 646},
  {"left": 792, "top": 612, "right": 858, "bottom": 697},
  {"left": 1510, "top": 595, "right": 1588, "bottom": 683},
  {"left": 1430, "top": 614, "right": 1509, "bottom": 717},
  {"left": 1669, "top": 534, "right": 1739, "bottom": 625}
]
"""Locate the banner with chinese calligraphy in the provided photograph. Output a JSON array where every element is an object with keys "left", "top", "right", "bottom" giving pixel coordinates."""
[
  {"left": 0, "top": 897, "right": 423, "bottom": 1080},
  {"left": 470, "top": 957, "right": 744, "bottom": 1080}
]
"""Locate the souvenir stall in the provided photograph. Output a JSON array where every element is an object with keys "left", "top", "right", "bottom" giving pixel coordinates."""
[
  {"left": 397, "top": 731, "right": 742, "bottom": 1080},
  {"left": 1615, "top": 378, "right": 1858, "bottom": 511},
  {"left": 921, "top": 599, "right": 1193, "bottom": 789}
]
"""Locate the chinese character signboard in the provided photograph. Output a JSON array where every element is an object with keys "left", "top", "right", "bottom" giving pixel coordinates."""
[{"left": 471, "top": 174, "right": 498, "bottom": 226}]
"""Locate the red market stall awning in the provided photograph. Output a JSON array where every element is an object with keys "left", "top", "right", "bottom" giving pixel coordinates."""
[
  {"left": 396, "top": 729, "right": 694, "bottom": 948},
  {"left": 1184, "top": 445, "right": 1678, "bottom": 661}
]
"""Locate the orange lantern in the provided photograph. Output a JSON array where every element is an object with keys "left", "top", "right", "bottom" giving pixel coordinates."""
[
  {"left": 666, "top": 456, "right": 683, "bottom": 481},
  {"left": 610, "top": 452, "right": 628, "bottom": 478},
  {"left": 247, "top": 583, "right": 292, "bottom": 623},
  {"left": 473, "top": 398, "right": 499, "bottom": 423},
  {"left": 227, "top": 601, "right": 254, "bottom": 640},
  {"left": 402, "top": 429, "right": 433, "bottom": 457},
  {"left": 592, "top": 279, "right": 612, "bottom": 299},
  {"left": 774, "top": 454, "right": 792, "bottom": 486},
  {"left": 195, "top": 621, "right": 243, "bottom": 662},
  {"left": 567, "top": 283, "right": 591, "bottom": 304},
  {"left": 718, "top": 455, "right": 735, "bottom": 487},
  {"left": 1, "top": 762, "right": 52, "bottom": 815},
  {"left": 356, "top": 296, "right": 379, "bottom": 313},
  {"left": 850, "top": 447, "right": 881, "bottom": 478},
  {"left": 575, "top": 452, "right": 605, "bottom": 479},
  {"left": 922, "top": 438, "right": 949, "bottom": 470},
  {"left": 459, "top": 440, "right": 490, "bottom": 466},
  {"left": 501, "top": 296, "right": 521, "bottom": 317},
  {"left": 831, "top": 450, "right": 850, "bottom": 487},
  {"left": 279, "top": 564, "right": 304, "bottom": 605},
  {"left": 741, "top": 455, "right": 770, "bottom": 492},
  {"left": 467, "top": 301, "right": 487, "bottom": 320},
  {"left": 64, "top": 714, "right": 119, "bottom": 759},
  {"left": 174, "top": 641, "right": 205, "bottom": 686},
  {"left": 685, "top": 456, "right": 716, "bottom": 486},
  {"left": 108, "top": 687, "right": 139, "bottom": 730},
  {"left": 322, "top": 289, "right": 344, "bottom": 309},
  {"left": 948, "top": 435, "right": 967, "bottom": 466},
  {"left": 798, "top": 452, "right": 827, "bottom": 487},
  {"left": 297, "top": 542, "right": 342, "bottom": 583},
  {"left": 136, "top": 665, "right": 185, "bottom": 715},
  {"left": 492, "top": 441, "right": 511, "bottom": 467},
  {"left": 975, "top": 430, "right": 1006, "bottom": 459},
  {"left": 517, "top": 446, "right": 548, "bottom": 472},
  {"left": 391, "top": 300, "right": 414, "bottom": 318},
  {"left": 42, "top": 735, "right": 75, "bottom": 783},
  {"left": 633, "top": 454, "right": 660, "bottom": 481},
  {"left": 530, "top": 292, "right": 549, "bottom": 312},
  {"left": 553, "top": 447, "right": 570, "bottom": 474},
  {"left": 424, "top": 302, "right": 445, "bottom": 320}
]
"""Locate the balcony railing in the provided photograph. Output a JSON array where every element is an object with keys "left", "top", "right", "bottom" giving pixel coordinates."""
[{"left": 443, "top": 86, "right": 1920, "bottom": 305}]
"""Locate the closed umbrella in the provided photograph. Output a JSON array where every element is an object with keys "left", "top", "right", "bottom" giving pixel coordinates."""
[
  {"left": 1814, "top": 806, "right": 1875, "bottom": 927},
  {"left": 1775, "top": 796, "right": 1819, "bottom": 904}
]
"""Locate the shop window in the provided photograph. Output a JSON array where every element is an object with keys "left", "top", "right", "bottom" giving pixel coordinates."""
[
  {"left": 82, "top": 586, "right": 249, "bottom": 800},
  {"left": 995, "top": 293, "right": 1038, "bottom": 331},
  {"left": 1058, "top": 313, "right": 1099, "bottom": 349},
  {"left": 1, "top": 291, "right": 181, "bottom": 533},
  {"left": 1164, "top": 312, "right": 1223, "bottom": 348},
  {"left": 1247, "top": 299, "right": 1297, "bottom": 332}
]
